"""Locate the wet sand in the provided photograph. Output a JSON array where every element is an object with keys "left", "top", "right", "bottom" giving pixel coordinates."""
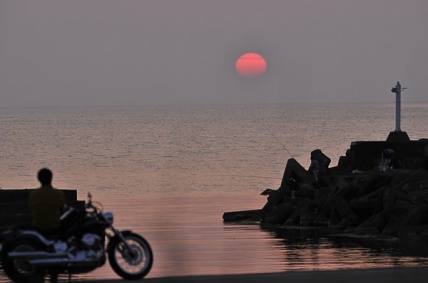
[{"left": 76, "top": 266, "right": 428, "bottom": 283}]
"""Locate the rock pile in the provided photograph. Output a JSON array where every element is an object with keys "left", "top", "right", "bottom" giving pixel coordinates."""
[
  {"left": 224, "top": 133, "right": 428, "bottom": 243},
  {"left": 259, "top": 154, "right": 428, "bottom": 242}
]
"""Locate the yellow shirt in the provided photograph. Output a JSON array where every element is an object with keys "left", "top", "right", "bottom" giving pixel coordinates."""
[{"left": 28, "top": 185, "right": 65, "bottom": 230}]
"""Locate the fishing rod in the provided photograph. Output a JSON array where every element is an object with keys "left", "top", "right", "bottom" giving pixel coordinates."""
[
  {"left": 261, "top": 123, "right": 295, "bottom": 159},
  {"left": 214, "top": 174, "right": 282, "bottom": 180}
]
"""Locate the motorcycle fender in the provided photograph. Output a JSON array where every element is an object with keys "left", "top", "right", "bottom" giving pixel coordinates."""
[{"left": 106, "top": 230, "right": 133, "bottom": 252}]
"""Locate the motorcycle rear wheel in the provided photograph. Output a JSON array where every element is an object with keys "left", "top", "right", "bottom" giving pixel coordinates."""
[
  {"left": 108, "top": 232, "right": 153, "bottom": 280},
  {"left": 1, "top": 238, "right": 45, "bottom": 283}
]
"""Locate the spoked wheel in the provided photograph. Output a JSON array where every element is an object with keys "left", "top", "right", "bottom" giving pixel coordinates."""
[
  {"left": 108, "top": 232, "right": 153, "bottom": 280},
  {"left": 1, "top": 239, "right": 45, "bottom": 283}
]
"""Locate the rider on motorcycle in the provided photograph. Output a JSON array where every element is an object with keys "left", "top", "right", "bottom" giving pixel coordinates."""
[
  {"left": 2, "top": 168, "right": 153, "bottom": 283},
  {"left": 28, "top": 168, "right": 65, "bottom": 282},
  {"left": 28, "top": 168, "right": 65, "bottom": 236}
]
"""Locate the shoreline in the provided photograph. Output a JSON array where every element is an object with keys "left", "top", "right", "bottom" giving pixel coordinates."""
[{"left": 74, "top": 266, "right": 428, "bottom": 283}]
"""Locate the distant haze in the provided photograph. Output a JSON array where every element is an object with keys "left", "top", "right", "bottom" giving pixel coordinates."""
[{"left": 1, "top": 0, "right": 427, "bottom": 107}]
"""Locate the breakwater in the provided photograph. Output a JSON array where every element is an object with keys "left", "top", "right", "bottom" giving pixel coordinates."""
[{"left": 224, "top": 133, "right": 428, "bottom": 243}]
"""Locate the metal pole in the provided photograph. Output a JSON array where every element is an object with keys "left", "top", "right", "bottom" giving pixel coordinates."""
[
  {"left": 395, "top": 81, "right": 401, "bottom": 132},
  {"left": 391, "top": 81, "right": 406, "bottom": 132}
]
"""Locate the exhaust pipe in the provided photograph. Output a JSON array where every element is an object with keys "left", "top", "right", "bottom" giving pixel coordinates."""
[
  {"left": 8, "top": 251, "right": 67, "bottom": 259},
  {"left": 9, "top": 251, "right": 102, "bottom": 267},
  {"left": 30, "top": 258, "right": 70, "bottom": 266},
  {"left": 30, "top": 257, "right": 100, "bottom": 267}
]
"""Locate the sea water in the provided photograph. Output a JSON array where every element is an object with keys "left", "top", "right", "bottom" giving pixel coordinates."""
[{"left": 1, "top": 103, "right": 428, "bottom": 280}]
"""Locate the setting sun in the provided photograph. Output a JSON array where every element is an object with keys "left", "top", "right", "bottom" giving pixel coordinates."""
[{"left": 235, "top": 53, "right": 267, "bottom": 78}]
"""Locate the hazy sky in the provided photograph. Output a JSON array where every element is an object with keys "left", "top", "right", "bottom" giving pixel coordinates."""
[{"left": 1, "top": 0, "right": 427, "bottom": 107}]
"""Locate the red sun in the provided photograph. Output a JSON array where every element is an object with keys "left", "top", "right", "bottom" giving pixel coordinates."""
[{"left": 235, "top": 53, "right": 267, "bottom": 78}]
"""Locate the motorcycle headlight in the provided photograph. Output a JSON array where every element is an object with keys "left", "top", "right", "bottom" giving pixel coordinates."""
[{"left": 103, "top": 212, "right": 114, "bottom": 224}]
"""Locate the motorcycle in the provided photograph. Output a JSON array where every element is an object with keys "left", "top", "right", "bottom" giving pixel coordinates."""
[{"left": 0, "top": 193, "right": 153, "bottom": 282}]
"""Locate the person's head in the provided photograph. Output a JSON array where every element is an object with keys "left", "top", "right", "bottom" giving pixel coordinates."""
[{"left": 38, "top": 168, "right": 53, "bottom": 186}]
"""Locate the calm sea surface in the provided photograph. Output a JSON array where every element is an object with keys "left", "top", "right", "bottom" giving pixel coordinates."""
[{"left": 1, "top": 103, "right": 428, "bottom": 280}]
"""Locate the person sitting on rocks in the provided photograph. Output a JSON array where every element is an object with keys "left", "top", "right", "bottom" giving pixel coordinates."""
[
  {"left": 308, "top": 154, "right": 319, "bottom": 181},
  {"left": 379, "top": 149, "right": 394, "bottom": 171},
  {"left": 288, "top": 177, "right": 300, "bottom": 199}
]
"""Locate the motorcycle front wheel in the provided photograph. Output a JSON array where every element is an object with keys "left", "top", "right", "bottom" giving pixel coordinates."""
[
  {"left": 108, "top": 232, "right": 153, "bottom": 280},
  {"left": 1, "top": 238, "right": 45, "bottom": 283}
]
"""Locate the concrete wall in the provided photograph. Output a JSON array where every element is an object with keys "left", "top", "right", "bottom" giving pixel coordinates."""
[
  {"left": 349, "top": 140, "right": 428, "bottom": 171},
  {"left": 0, "top": 189, "right": 84, "bottom": 228}
]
